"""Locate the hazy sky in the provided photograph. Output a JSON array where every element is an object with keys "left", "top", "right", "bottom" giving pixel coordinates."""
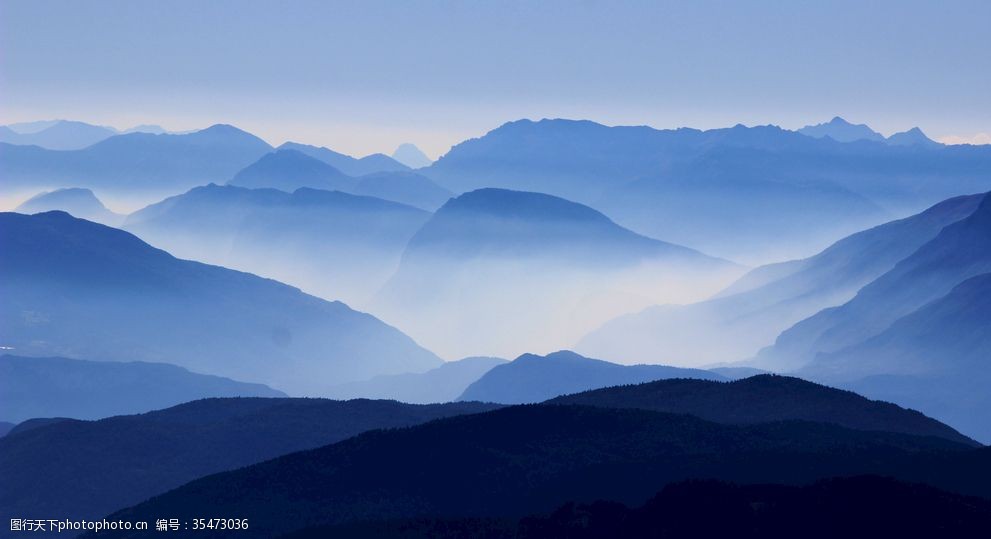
[{"left": 1, "top": 0, "right": 988, "bottom": 157}]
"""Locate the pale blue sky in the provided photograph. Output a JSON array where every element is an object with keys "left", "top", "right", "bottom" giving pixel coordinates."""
[{"left": 1, "top": 0, "right": 988, "bottom": 156}]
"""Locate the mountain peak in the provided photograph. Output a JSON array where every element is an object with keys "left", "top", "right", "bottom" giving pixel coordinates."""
[
  {"left": 391, "top": 143, "right": 432, "bottom": 169},
  {"left": 886, "top": 126, "right": 940, "bottom": 147},
  {"left": 798, "top": 117, "right": 885, "bottom": 143}
]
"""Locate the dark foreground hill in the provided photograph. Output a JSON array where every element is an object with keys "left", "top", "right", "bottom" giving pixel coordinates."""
[
  {"left": 458, "top": 351, "right": 724, "bottom": 404},
  {"left": 548, "top": 375, "right": 975, "bottom": 445},
  {"left": 0, "top": 355, "right": 284, "bottom": 423},
  {"left": 100, "top": 405, "right": 988, "bottom": 538},
  {"left": 287, "top": 476, "right": 991, "bottom": 538},
  {"left": 0, "top": 211, "right": 440, "bottom": 394},
  {"left": 0, "top": 398, "right": 499, "bottom": 528}
]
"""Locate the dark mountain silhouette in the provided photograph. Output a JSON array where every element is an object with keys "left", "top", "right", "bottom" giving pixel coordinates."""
[
  {"left": 797, "top": 116, "right": 886, "bottom": 143},
  {"left": 327, "top": 356, "right": 507, "bottom": 403},
  {"left": 0, "top": 398, "right": 499, "bottom": 530},
  {"left": 548, "top": 374, "right": 975, "bottom": 445},
  {"left": 228, "top": 149, "right": 356, "bottom": 192},
  {"left": 578, "top": 193, "right": 984, "bottom": 365},
  {"left": 0, "top": 124, "right": 272, "bottom": 195},
  {"left": 458, "top": 351, "right": 724, "bottom": 404},
  {"left": 124, "top": 184, "right": 431, "bottom": 305},
  {"left": 289, "top": 476, "right": 991, "bottom": 538},
  {"left": 352, "top": 170, "right": 453, "bottom": 210},
  {"left": 887, "top": 127, "right": 941, "bottom": 147},
  {"left": 278, "top": 141, "right": 409, "bottom": 176},
  {"left": 426, "top": 118, "right": 991, "bottom": 261},
  {"left": 99, "top": 405, "right": 987, "bottom": 538},
  {"left": 0, "top": 423, "right": 12, "bottom": 438},
  {"left": 0, "top": 355, "right": 285, "bottom": 424},
  {"left": 375, "top": 188, "right": 741, "bottom": 358},
  {"left": 0, "top": 120, "right": 116, "bottom": 150},
  {"left": 15, "top": 187, "right": 124, "bottom": 226},
  {"left": 0, "top": 211, "right": 440, "bottom": 395},
  {"left": 392, "top": 142, "right": 433, "bottom": 168}
]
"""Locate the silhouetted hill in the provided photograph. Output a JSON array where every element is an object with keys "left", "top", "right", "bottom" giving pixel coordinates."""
[
  {"left": 278, "top": 142, "right": 409, "bottom": 176},
  {"left": 352, "top": 171, "right": 452, "bottom": 210},
  {"left": 0, "top": 124, "right": 272, "bottom": 195},
  {"left": 288, "top": 476, "right": 991, "bottom": 538},
  {"left": 0, "top": 355, "right": 285, "bottom": 423},
  {"left": 0, "top": 211, "right": 440, "bottom": 395},
  {"left": 427, "top": 118, "right": 991, "bottom": 261},
  {"left": 0, "top": 423, "right": 12, "bottom": 438},
  {"left": 376, "top": 188, "right": 741, "bottom": 358},
  {"left": 0, "top": 398, "right": 499, "bottom": 529},
  {"left": 124, "top": 184, "right": 431, "bottom": 304},
  {"left": 0, "top": 120, "right": 116, "bottom": 150},
  {"left": 100, "top": 405, "right": 987, "bottom": 538},
  {"left": 459, "top": 351, "right": 724, "bottom": 404},
  {"left": 15, "top": 187, "right": 124, "bottom": 226},
  {"left": 228, "top": 149, "right": 356, "bottom": 192},
  {"left": 548, "top": 375, "right": 975, "bottom": 445},
  {"left": 578, "top": 193, "right": 984, "bottom": 365},
  {"left": 797, "top": 116, "right": 886, "bottom": 143},
  {"left": 327, "top": 357, "right": 507, "bottom": 403},
  {"left": 392, "top": 143, "right": 433, "bottom": 168}
]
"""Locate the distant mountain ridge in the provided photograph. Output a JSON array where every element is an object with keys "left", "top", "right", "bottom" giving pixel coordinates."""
[
  {"left": 124, "top": 183, "right": 432, "bottom": 305},
  {"left": 327, "top": 356, "right": 508, "bottom": 403},
  {"left": 15, "top": 187, "right": 124, "bottom": 226},
  {"left": 278, "top": 141, "right": 409, "bottom": 176},
  {"left": 797, "top": 116, "right": 886, "bottom": 143},
  {"left": 0, "top": 124, "right": 273, "bottom": 196},
  {"left": 458, "top": 351, "right": 725, "bottom": 404},
  {"left": 0, "top": 120, "right": 117, "bottom": 150},
  {"left": 0, "top": 355, "right": 284, "bottom": 423},
  {"left": 392, "top": 143, "right": 433, "bottom": 168},
  {"left": 426, "top": 118, "right": 987, "bottom": 261},
  {"left": 229, "top": 148, "right": 452, "bottom": 210},
  {"left": 0, "top": 211, "right": 441, "bottom": 395}
]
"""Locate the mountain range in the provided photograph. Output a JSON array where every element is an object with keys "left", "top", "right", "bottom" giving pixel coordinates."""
[
  {"left": 424, "top": 118, "right": 991, "bottom": 262},
  {"left": 0, "top": 124, "right": 273, "bottom": 199},
  {"left": 0, "top": 211, "right": 440, "bottom": 394},
  {"left": 228, "top": 147, "right": 452, "bottom": 210},
  {"left": 458, "top": 351, "right": 725, "bottom": 404},
  {"left": 124, "top": 183, "right": 432, "bottom": 305},
  {"left": 578, "top": 192, "right": 985, "bottom": 365},
  {"left": 797, "top": 116, "right": 942, "bottom": 148},
  {"left": 374, "top": 187, "right": 742, "bottom": 358},
  {"left": 0, "top": 354, "right": 284, "bottom": 424},
  {"left": 277, "top": 141, "right": 409, "bottom": 176}
]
